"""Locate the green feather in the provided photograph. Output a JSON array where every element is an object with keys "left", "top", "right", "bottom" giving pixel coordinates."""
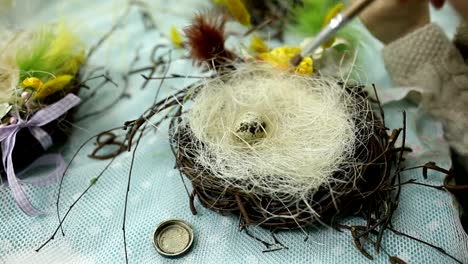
[
  {"left": 291, "top": 0, "right": 361, "bottom": 49},
  {"left": 16, "top": 25, "right": 84, "bottom": 82},
  {"left": 292, "top": 0, "right": 337, "bottom": 34},
  {"left": 16, "top": 29, "right": 54, "bottom": 80}
]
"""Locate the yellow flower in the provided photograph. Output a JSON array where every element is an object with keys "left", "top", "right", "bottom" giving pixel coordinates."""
[
  {"left": 295, "top": 57, "right": 313, "bottom": 76},
  {"left": 250, "top": 36, "right": 268, "bottom": 54},
  {"left": 35, "top": 75, "right": 73, "bottom": 99},
  {"left": 259, "top": 46, "right": 301, "bottom": 70},
  {"left": 170, "top": 26, "right": 183, "bottom": 48},
  {"left": 259, "top": 46, "right": 314, "bottom": 75},
  {"left": 21, "top": 77, "right": 43, "bottom": 90},
  {"left": 322, "top": 3, "right": 344, "bottom": 49},
  {"left": 22, "top": 75, "right": 73, "bottom": 99}
]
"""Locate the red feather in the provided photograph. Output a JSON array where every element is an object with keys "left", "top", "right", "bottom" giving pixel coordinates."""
[{"left": 184, "top": 14, "right": 236, "bottom": 67}]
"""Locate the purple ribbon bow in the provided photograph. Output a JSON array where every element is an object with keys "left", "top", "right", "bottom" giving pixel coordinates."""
[{"left": 0, "top": 94, "right": 81, "bottom": 216}]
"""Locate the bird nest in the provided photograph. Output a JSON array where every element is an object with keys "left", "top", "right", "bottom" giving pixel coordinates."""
[
  {"left": 159, "top": 12, "right": 403, "bottom": 229},
  {"left": 171, "top": 77, "right": 397, "bottom": 229}
]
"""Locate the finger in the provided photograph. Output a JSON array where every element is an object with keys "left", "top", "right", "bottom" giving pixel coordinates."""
[
  {"left": 399, "top": 0, "right": 445, "bottom": 8},
  {"left": 430, "top": 0, "right": 446, "bottom": 8}
]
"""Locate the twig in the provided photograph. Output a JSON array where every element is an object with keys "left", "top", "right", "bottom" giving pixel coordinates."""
[
  {"left": 55, "top": 126, "right": 124, "bottom": 235},
  {"left": 387, "top": 227, "right": 463, "bottom": 264},
  {"left": 235, "top": 194, "right": 251, "bottom": 226},
  {"left": 243, "top": 18, "right": 273, "bottom": 37},
  {"left": 384, "top": 179, "right": 444, "bottom": 191},
  {"left": 372, "top": 84, "right": 386, "bottom": 130},
  {"left": 122, "top": 124, "right": 147, "bottom": 264},
  {"left": 37, "top": 157, "right": 116, "bottom": 252}
]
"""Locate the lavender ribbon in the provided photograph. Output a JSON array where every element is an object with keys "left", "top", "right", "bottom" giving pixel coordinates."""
[{"left": 0, "top": 94, "right": 81, "bottom": 216}]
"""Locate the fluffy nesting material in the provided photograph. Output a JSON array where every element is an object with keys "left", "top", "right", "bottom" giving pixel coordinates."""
[
  {"left": 185, "top": 63, "right": 372, "bottom": 199},
  {"left": 0, "top": 30, "right": 20, "bottom": 104}
]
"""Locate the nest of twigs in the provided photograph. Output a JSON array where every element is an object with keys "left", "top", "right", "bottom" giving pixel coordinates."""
[
  {"left": 172, "top": 14, "right": 404, "bottom": 229},
  {"left": 171, "top": 82, "right": 400, "bottom": 229}
]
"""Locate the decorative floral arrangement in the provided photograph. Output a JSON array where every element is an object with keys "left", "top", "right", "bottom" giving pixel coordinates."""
[{"left": 0, "top": 24, "right": 84, "bottom": 215}]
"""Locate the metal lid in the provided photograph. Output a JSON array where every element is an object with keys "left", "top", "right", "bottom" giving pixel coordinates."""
[{"left": 153, "top": 219, "right": 194, "bottom": 257}]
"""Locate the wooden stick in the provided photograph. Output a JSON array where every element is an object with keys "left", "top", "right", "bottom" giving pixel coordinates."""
[
  {"left": 290, "top": 0, "right": 376, "bottom": 66},
  {"left": 344, "top": 0, "right": 376, "bottom": 19}
]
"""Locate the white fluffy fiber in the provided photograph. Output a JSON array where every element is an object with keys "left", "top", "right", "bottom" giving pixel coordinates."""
[
  {"left": 0, "top": 29, "right": 21, "bottom": 104},
  {"left": 185, "top": 63, "right": 371, "bottom": 200}
]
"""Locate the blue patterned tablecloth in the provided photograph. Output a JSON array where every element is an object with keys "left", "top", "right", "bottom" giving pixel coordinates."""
[{"left": 1, "top": 1, "right": 467, "bottom": 263}]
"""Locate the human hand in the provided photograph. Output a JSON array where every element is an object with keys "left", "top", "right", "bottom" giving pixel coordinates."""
[{"left": 356, "top": 0, "right": 443, "bottom": 44}]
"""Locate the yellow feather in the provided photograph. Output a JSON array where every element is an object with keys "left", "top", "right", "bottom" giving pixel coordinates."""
[
  {"left": 170, "top": 26, "right": 183, "bottom": 48},
  {"left": 43, "top": 23, "right": 85, "bottom": 76},
  {"left": 61, "top": 49, "right": 85, "bottom": 77},
  {"left": 16, "top": 23, "right": 85, "bottom": 83},
  {"left": 44, "top": 24, "right": 79, "bottom": 58},
  {"left": 250, "top": 36, "right": 268, "bottom": 54},
  {"left": 35, "top": 75, "right": 73, "bottom": 100},
  {"left": 224, "top": 0, "right": 251, "bottom": 26}
]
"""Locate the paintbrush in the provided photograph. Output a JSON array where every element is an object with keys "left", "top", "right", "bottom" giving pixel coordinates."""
[{"left": 290, "top": 0, "right": 376, "bottom": 66}]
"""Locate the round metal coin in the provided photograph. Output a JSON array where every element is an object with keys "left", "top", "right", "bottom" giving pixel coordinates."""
[{"left": 153, "top": 219, "right": 194, "bottom": 257}]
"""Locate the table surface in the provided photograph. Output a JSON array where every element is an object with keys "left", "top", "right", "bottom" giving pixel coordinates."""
[{"left": 0, "top": 1, "right": 467, "bottom": 263}]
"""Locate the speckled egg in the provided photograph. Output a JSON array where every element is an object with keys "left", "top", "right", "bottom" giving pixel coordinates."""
[{"left": 234, "top": 112, "right": 267, "bottom": 143}]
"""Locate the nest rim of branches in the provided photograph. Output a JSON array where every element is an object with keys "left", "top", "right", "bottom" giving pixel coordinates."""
[{"left": 171, "top": 79, "right": 399, "bottom": 229}]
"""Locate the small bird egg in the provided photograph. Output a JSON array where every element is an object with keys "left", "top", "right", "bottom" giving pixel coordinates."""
[{"left": 234, "top": 112, "right": 267, "bottom": 143}]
